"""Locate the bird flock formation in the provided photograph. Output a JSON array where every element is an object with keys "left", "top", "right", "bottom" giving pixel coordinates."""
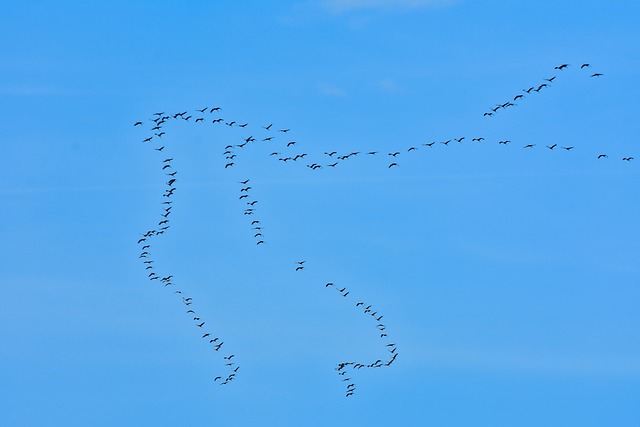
[
  {"left": 325, "top": 282, "right": 397, "bottom": 398},
  {"left": 137, "top": 113, "right": 240, "bottom": 386},
  {"left": 135, "top": 61, "right": 633, "bottom": 396},
  {"left": 483, "top": 63, "right": 603, "bottom": 118}
]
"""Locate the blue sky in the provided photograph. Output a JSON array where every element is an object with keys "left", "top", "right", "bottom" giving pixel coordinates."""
[{"left": 2, "top": 1, "right": 640, "bottom": 426}]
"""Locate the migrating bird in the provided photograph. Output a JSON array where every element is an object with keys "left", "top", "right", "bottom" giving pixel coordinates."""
[
  {"left": 555, "top": 63, "right": 569, "bottom": 70},
  {"left": 591, "top": 73, "right": 603, "bottom": 77}
]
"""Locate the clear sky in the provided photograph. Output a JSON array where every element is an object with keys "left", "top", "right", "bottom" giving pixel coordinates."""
[{"left": 2, "top": 1, "right": 640, "bottom": 426}]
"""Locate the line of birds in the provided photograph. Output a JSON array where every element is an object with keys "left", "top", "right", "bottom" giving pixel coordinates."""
[
  {"left": 137, "top": 126, "right": 239, "bottom": 386},
  {"left": 135, "top": 62, "right": 631, "bottom": 395},
  {"left": 483, "top": 62, "right": 603, "bottom": 118},
  {"left": 237, "top": 179, "right": 266, "bottom": 245},
  {"left": 325, "top": 281, "right": 397, "bottom": 398}
]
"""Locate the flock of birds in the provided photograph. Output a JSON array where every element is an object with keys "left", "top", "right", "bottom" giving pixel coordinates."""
[
  {"left": 483, "top": 63, "right": 603, "bottom": 118},
  {"left": 136, "top": 136, "right": 240, "bottom": 386},
  {"left": 135, "top": 62, "right": 633, "bottom": 397}
]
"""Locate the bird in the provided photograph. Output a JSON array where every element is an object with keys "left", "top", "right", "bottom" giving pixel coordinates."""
[
  {"left": 388, "top": 163, "right": 398, "bottom": 168},
  {"left": 562, "top": 146, "right": 574, "bottom": 151},
  {"left": 581, "top": 63, "right": 590, "bottom": 68},
  {"left": 597, "top": 154, "right": 608, "bottom": 159},
  {"left": 547, "top": 144, "right": 557, "bottom": 149},
  {"left": 257, "top": 240, "right": 265, "bottom": 245},
  {"left": 263, "top": 124, "right": 273, "bottom": 130},
  {"left": 134, "top": 121, "right": 143, "bottom": 126},
  {"left": 622, "top": 157, "right": 634, "bottom": 161},
  {"left": 239, "top": 179, "right": 250, "bottom": 184},
  {"left": 389, "top": 152, "right": 400, "bottom": 157},
  {"left": 225, "top": 163, "right": 234, "bottom": 168},
  {"left": 591, "top": 73, "right": 603, "bottom": 77},
  {"left": 555, "top": 63, "right": 569, "bottom": 70},
  {"left": 524, "top": 144, "right": 536, "bottom": 148}
]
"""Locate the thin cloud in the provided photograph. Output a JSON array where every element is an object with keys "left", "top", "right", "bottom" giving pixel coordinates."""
[
  {"left": 317, "top": 82, "right": 347, "bottom": 97},
  {"left": 322, "top": 0, "right": 457, "bottom": 13}
]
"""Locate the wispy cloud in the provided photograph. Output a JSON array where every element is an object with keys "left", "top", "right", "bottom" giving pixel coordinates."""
[
  {"left": 317, "top": 82, "right": 347, "bottom": 97},
  {"left": 322, "top": 0, "right": 457, "bottom": 13}
]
